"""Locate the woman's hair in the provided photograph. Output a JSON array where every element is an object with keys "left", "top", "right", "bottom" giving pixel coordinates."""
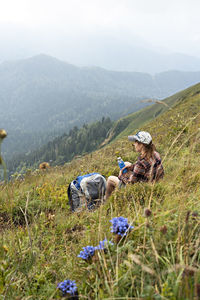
[{"left": 141, "top": 141, "right": 156, "bottom": 160}]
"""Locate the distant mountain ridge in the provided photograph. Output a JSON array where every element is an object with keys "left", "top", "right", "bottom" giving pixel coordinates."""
[
  {"left": 1, "top": 54, "right": 200, "bottom": 160},
  {"left": 6, "top": 82, "right": 200, "bottom": 175},
  {"left": 1, "top": 28, "right": 200, "bottom": 73}
]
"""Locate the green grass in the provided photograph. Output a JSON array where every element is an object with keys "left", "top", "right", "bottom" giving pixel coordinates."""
[{"left": 0, "top": 83, "right": 200, "bottom": 299}]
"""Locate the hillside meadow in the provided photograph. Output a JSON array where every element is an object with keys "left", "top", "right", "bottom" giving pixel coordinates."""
[
  {"left": 0, "top": 83, "right": 200, "bottom": 299},
  {"left": 8, "top": 79, "right": 198, "bottom": 177}
]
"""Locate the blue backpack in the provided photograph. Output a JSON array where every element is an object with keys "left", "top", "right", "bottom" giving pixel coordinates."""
[{"left": 67, "top": 173, "right": 106, "bottom": 212}]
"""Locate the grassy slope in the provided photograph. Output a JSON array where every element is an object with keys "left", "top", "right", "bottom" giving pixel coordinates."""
[
  {"left": 0, "top": 83, "right": 200, "bottom": 299},
  {"left": 108, "top": 82, "right": 200, "bottom": 142}
]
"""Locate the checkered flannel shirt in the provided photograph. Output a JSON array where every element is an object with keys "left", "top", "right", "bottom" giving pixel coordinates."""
[{"left": 118, "top": 151, "right": 164, "bottom": 184}]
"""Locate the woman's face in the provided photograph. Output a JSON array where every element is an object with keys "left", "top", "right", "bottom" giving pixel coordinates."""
[{"left": 133, "top": 141, "right": 143, "bottom": 153}]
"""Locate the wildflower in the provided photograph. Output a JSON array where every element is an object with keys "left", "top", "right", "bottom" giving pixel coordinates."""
[
  {"left": 57, "top": 279, "right": 78, "bottom": 297},
  {"left": 160, "top": 225, "right": 167, "bottom": 234},
  {"left": 144, "top": 208, "right": 152, "bottom": 217},
  {"left": 2, "top": 245, "right": 8, "bottom": 252},
  {"left": 39, "top": 162, "right": 50, "bottom": 170},
  {"left": 78, "top": 246, "right": 95, "bottom": 260},
  {"left": 110, "top": 216, "right": 134, "bottom": 237},
  {"left": 0, "top": 130, "right": 7, "bottom": 180},
  {"left": 95, "top": 239, "right": 113, "bottom": 251},
  {"left": 0, "top": 129, "right": 7, "bottom": 140}
]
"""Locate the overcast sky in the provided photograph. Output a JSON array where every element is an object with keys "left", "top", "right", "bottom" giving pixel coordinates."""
[{"left": 0, "top": 0, "right": 200, "bottom": 62}]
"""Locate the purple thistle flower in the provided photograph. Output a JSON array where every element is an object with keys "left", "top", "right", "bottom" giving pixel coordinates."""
[
  {"left": 110, "top": 216, "right": 134, "bottom": 237},
  {"left": 57, "top": 279, "right": 77, "bottom": 296},
  {"left": 144, "top": 208, "right": 152, "bottom": 217}
]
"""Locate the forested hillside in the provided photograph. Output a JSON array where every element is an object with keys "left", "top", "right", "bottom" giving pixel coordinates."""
[
  {"left": 6, "top": 117, "right": 113, "bottom": 175},
  {"left": 6, "top": 83, "right": 197, "bottom": 176},
  {"left": 0, "top": 83, "right": 200, "bottom": 299},
  {"left": 1, "top": 54, "right": 200, "bottom": 160}
]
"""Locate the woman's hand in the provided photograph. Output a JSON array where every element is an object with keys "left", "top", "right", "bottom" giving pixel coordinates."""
[
  {"left": 119, "top": 162, "right": 132, "bottom": 177},
  {"left": 127, "top": 174, "right": 133, "bottom": 183},
  {"left": 124, "top": 162, "right": 132, "bottom": 168}
]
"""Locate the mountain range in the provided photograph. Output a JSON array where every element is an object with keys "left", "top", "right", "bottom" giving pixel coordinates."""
[
  {"left": 1, "top": 54, "right": 200, "bottom": 160},
  {"left": 1, "top": 28, "right": 200, "bottom": 73}
]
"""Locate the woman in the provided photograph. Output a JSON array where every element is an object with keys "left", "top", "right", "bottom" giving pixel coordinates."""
[{"left": 105, "top": 131, "right": 164, "bottom": 199}]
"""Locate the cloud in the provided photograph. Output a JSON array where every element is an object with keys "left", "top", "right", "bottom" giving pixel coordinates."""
[{"left": 0, "top": 0, "right": 200, "bottom": 57}]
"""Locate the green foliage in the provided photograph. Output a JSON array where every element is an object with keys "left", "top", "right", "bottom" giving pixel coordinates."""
[
  {"left": 6, "top": 117, "right": 113, "bottom": 176},
  {"left": 2, "top": 55, "right": 200, "bottom": 163},
  {"left": 0, "top": 83, "right": 200, "bottom": 299}
]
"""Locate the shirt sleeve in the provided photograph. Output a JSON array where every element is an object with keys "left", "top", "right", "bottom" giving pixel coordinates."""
[
  {"left": 130, "top": 161, "right": 146, "bottom": 183},
  {"left": 129, "top": 164, "right": 135, "bottom": 171}
]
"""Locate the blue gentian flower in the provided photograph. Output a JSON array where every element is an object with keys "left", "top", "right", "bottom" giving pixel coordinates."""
[
  {"left": 95, "top": 239, "right": 114, "bottom": 250},
  {"left": 57, "top": 279, "right": 77, "bottom": 296},
  {"left": 78, "top": 246, "right": 96, "bottom": 260},
  {"left": 110, "top": 216, "right": 134, "bottom": 236}
]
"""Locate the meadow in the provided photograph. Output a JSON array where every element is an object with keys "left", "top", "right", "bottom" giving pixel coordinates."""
[{"left": 0, "top": 83, "right": 200, "bottom": 299}]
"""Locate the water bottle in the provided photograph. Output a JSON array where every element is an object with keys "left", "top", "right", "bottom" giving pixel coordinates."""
[{"left": 117, "top": 157, "right": 127, "bottom": 174}]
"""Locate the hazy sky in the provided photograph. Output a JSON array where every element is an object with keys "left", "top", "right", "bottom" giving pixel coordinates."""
[{"left": 0, "top": 0, "right": 200, "bottom": 60}]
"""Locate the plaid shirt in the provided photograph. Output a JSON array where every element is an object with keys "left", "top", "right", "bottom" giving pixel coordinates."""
[{"left": 119, "top": 151, "right": 164, "bottom": 184}]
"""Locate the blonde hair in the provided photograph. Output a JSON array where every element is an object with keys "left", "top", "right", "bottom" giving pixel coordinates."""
[{"left": 141, "top": 141, "right": 156, "bottom": 161}]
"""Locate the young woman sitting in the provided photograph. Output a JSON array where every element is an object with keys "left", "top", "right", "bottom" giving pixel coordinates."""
[{"left": 105, "top": 131, "right": 164, "bottom": 199}]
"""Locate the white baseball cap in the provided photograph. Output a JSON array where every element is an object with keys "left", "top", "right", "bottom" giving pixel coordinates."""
[{"left": 128, "top": 131, "right": 152, "bottom": 145}]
